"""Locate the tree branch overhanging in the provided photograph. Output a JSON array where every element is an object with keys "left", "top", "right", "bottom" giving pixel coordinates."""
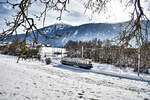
[
  {"left": 0, "top": 0, "right": 70, "bottom": 62},
  {"left": 0, "top": 0, "right": 150, "bottom": 60}
]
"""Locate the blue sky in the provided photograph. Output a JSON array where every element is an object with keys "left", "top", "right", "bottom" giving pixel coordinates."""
[{"left": 0, "top": 0, "right": 150, "bottom": 33}]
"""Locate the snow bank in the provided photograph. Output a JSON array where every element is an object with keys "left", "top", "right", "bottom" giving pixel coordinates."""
[{"left": 0, "top": 54, "right": 150, "bottom": 100}]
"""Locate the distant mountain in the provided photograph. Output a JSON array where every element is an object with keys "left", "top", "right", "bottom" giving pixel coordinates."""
[{"left": 4, "top": 21, "right": 150, "bottom": 47}]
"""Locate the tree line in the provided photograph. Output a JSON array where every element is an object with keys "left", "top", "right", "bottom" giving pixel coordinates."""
[
  {"left": 0, "top": 39, "right": 41, "bottom": 62},
  {"left": 65, "top": 39, "right": 150, "bottom": 73}
]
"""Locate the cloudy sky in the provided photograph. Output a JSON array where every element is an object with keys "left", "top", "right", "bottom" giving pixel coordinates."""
[{"left": 0, "top": 0, "right": 150, "bottom": 33}]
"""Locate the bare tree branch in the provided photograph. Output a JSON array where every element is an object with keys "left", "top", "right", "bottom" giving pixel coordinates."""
[{"left": 0, "top": 0, "right": 150, "bottom": 64}]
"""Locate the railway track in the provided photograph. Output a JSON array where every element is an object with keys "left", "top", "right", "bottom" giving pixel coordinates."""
[
  {"left": 58, "top": 63, "right": 150, "bottom": 83},
  {"left": 90, "top": 69, "right": 150, "bottom": 83},
  {"left": 53, "top": 57, "right": 150, "bottom": 83}
]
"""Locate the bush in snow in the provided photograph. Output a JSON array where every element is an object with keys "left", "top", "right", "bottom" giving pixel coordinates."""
[{"left": 45, "top": 58, "right": 51, "bottom": 65}]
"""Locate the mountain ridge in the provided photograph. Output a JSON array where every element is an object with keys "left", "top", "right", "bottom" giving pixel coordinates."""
[{"left": 4, "top": 21, "right": 150, "bottom": 47}]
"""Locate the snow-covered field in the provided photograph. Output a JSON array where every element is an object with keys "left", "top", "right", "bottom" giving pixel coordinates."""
[{"left": 0, "top": 54, "right": 150, "bottom": 100}]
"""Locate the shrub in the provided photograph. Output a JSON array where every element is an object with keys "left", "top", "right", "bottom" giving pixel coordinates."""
[{"left": 45, "top": 58, "right": 51, "bottom": 65}]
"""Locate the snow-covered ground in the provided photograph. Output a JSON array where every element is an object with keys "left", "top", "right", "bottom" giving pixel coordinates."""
[{"left": 0, "top": 54, "right": 150, "bottom": 100}]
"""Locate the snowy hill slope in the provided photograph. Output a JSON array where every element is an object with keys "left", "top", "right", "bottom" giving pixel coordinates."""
[{"left": 0, "top": 54, "right": 150, "bottom": 100}]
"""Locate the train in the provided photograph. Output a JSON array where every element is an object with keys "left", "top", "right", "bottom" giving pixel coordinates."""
[{"left": 61, "top": 57, "right": 93, "bottom": 69}]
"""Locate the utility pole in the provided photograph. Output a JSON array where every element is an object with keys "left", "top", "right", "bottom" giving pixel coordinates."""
[
  {"left": 82, "top": 46, "right": 84, "bottom": 58},
  {"left": 61, "top": 48, "right": 62, "bottom": 58},
  {"left": 137, "top": 47, "right": 141, "bottom": 76}
]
